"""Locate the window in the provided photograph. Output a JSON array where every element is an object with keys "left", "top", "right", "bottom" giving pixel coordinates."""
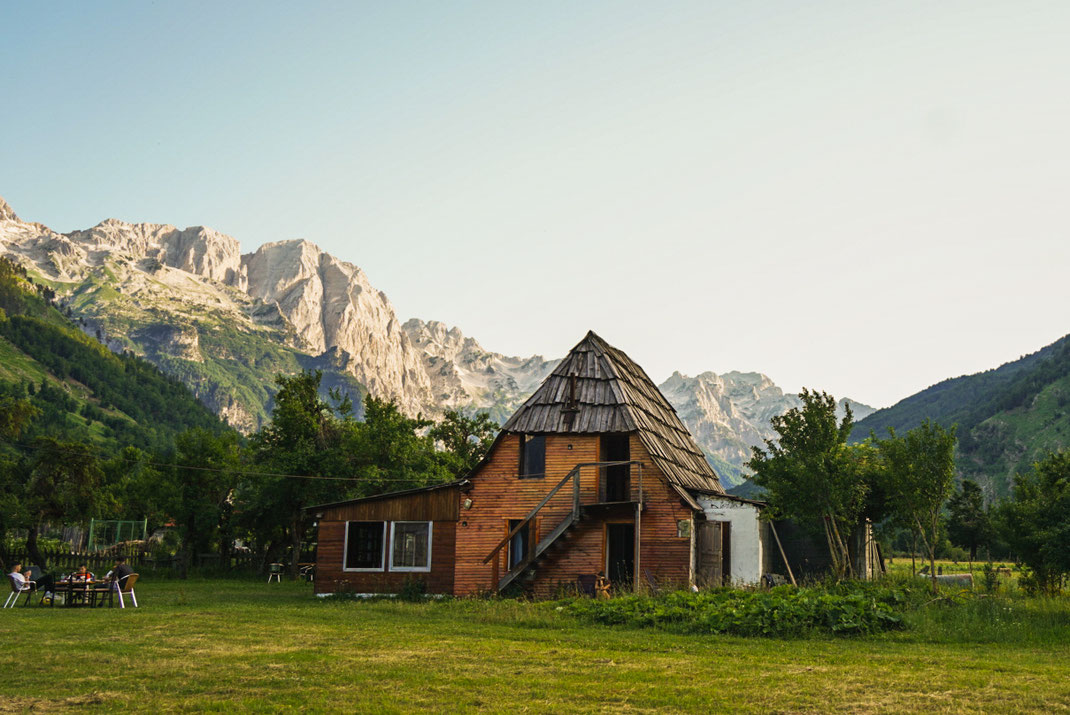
[
  {"left": 390, "top": 521, "right": 433, "bottom": 572},
  {"left": 519, "top": 435, "right": 546, "bottom": 478},
  {"left": 344, "top": 521, "right": 386, "bottom": 571}
]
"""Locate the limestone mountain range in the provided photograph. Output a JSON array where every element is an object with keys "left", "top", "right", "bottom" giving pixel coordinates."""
[{"left": 0, "top": 195, "right": 873, "bottom": 485}]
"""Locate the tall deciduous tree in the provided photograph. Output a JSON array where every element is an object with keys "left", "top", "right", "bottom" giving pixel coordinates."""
[
  {"left": 22, "top": 438, "right": 104, "bottom": 567},
  {"left": 997, "top": 450, "right": 1070, "bottom": 595},
  {"left": 168, "top": 428, "right": 242, "bottom": 578},
  {"left": 429, "top": 410, "right": 498, "bottom": 476},
  {"left": 878, "top": 420, "right": 957, "bottom": 593},
  {"left": 748, "top": 389, "right": 867, "bottom": 579},
  {"left": 245, "top": 371, "right": 350, "bottom": 578},
  {"left": 946, "top": 479, "right": 992, "bottom": 571}
]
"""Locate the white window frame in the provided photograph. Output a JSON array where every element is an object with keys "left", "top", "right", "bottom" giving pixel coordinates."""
[
  {"left": 342, "top": 521, "right": 387, "bottom": 572},
  {"left": 388, "top": 521, "right": 433, "bottom": 573}
]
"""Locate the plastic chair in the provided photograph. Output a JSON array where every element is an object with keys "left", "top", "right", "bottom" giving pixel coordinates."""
[
  {"left": 4, "top": 574, "right": 35, "bottom": 608},
  {"left": 268, "top": 563, "right": 284, "bottom": 583},
  {"left": 116, "top": 573, "right": 139, "bottom": 608}
]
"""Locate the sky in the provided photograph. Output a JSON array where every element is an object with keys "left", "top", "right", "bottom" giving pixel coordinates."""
[{"left": 3, "top": 1, "right": 1069, "bottom": 408}]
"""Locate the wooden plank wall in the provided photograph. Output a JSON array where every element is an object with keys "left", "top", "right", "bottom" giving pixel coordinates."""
[
  {"left": 319, "top": 488, "right": 459, "bottom": 523},
  {"left": 453, "top": 433, "right": 695, "bottom": 596},
  {"left": 314, "top": 487, "right": 459, "bottom": 595},
  {"left": 454, "top": 434, "right": 598, "bottom": 595}
]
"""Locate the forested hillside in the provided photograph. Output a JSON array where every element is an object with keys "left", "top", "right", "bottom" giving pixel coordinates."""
[
  {"left": 853, "top": 333, "right": 1070, "bottom": 497},
  {"left": 0, "top": 257, "right": 227, "bottom": 453}
]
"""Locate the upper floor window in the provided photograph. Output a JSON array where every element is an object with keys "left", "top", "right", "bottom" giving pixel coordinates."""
[{"left": 519, "top": 434, "right": 545, "bottom": 478}]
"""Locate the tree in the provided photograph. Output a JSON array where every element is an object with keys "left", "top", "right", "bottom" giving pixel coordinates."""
[
  {"left": 429, "top": 410, "right": 499, "bottom": 476},
  {"left": 997, "top": 450, "right": 1070, "bottom": 595},
  {"left": 748, "top": 389, "right": 868, "bottom": 579},
  {"left": 21, "top": 438, "right": 105, "bottom": 567},
  {"left": 167, "top": 428, "right": 242, "bottom": 578},
  {"left": 0, "top": 394, "right": 40, "bottom": 439},
  {"left": 878, "top": 420, "right": 957, "bottom": 593},
  {"left": 242, "top": 371, "right": 362, "bottom": 578},
  {"left": 0, "top": 392, "right": 39, "bottom": 570},
  {"left": 946, "top": 480, "right": 992, "bottom": 571}
]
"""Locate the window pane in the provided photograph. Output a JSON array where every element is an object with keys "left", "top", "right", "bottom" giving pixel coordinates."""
[
  {"left": 345, "top": 522, "right": 384, "bottom": 569},
  {"left": 391, "top": 522, "right": 430, "bottom": 569},
  {"left": 521, "top": 435, "right": 545, "bottom": 478}
]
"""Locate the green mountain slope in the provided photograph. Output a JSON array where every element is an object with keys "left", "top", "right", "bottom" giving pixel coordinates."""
[
  {"left": 853, "top": 334, "right": 1070, "bottom": 497},
  {"left": 0, "top": 257, "right": 229, "bottom": 453},
  {"left": 33, "top": 258, "right": 366, "bottom": 431}
]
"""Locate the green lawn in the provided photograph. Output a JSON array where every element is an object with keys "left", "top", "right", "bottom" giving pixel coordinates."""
[{"left": 2, "top": 579, "right": 1069, "bottom": 713}]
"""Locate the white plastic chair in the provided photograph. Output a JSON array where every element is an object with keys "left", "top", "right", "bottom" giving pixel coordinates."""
[{"left": 4, "top": 574, "right": 35, "bottom": 608}]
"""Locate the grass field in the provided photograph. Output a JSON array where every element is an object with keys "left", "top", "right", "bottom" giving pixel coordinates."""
[{"left": 2, "top": 579, "right": 1069, "bottom": 713}]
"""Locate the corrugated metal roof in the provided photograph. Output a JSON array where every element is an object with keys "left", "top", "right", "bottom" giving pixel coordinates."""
[{"left": 501, "top": 331, "right": 723, "bottom": 497}]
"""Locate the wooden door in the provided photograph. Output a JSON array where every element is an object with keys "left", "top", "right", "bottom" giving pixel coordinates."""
[{"left": 696, "top": 521, "right": 722, "bottom": 587}]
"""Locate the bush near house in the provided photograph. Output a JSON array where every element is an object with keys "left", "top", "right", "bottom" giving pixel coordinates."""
[{"left": 562, "top": 583, "right": 917, "bottom": 637}]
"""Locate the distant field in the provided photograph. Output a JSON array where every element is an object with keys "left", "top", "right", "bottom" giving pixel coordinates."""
[{"left": 2, "top": 579, "right": 1068, "bottom": 713}]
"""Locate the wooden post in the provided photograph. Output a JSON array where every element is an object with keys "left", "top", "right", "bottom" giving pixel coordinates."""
[
  {"left": 634, "top": 462, "right": 642, "bottom": 593},
  {"left": 769, "top": 521, "right": 797, "bottom": 587}
]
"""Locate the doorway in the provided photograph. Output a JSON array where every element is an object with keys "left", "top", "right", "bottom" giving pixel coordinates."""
[
  {"left": 605, "top": 523, "right": 635, "bottom": 586},
  {"left": 508, "top": 519, "right": 530, "bottom": 570},
  {"left": 600, "top": 434, "right": 630, "bottom": 502}
]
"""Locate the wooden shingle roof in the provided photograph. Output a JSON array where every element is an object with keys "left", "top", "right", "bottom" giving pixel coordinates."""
[{"left": 501, "top": 331, "right": 724, "bottom": 502}]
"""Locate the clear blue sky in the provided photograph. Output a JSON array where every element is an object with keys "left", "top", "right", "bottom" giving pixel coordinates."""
[{"left": 3, "top": 1, "right": 1070, "bottom": 408}]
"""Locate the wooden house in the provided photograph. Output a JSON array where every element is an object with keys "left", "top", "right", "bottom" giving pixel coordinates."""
[{"left": 311, "top": 331, "right": 777, "bottom": 597}]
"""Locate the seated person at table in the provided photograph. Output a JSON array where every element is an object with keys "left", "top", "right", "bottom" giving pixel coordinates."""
[
  {"left": 8, "top": 563, "right": 32, "bottom": 591},
  {"left": 105, "top": 557, "right": 133, "bottom": 588},
  {"left": 29, "top": 567, "right": 56, "bottom": 597},
  {"left": 66, "top": 565, "right": 95, "bottom": 604},
  {"left": 69, "top": 565, "right": 95, "bottom": 581}
]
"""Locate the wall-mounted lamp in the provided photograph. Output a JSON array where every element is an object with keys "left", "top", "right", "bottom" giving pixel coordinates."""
[{"left": 463, "top": 498, "right": 473, "bottom": 510}]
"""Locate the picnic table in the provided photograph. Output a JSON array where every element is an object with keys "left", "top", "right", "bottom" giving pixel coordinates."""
[{"left": 53, "top": 579, "right": 113, "bottom": 608}]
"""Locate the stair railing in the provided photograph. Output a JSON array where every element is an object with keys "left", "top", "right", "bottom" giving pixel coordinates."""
[{"left": 481, "top": 460, "right": 645, "bottom": 573}]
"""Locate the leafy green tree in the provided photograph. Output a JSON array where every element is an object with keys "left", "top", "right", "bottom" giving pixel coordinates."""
[
  {"left": 242, "top": 371, "right": 361, "bottom": 577},
  {"left": 748, "top": 389, "right": 867, "bottom": 579},
  {"left": 101, "top": 447, "right": 169, "bottom": 528},
  {"left": 946, "top": 480, "right": 992, "bottom": 571},
  {"left": 21, "top": 438, "right": 105, "bottom": 567},
  {"left": 0, "top": 394, "right": 40, "bottom": 440},
  {"left": 168, "top": 428, "right": 243, "bottom": 578},
  {"left": 428, "top": 410, "right": 499, "bottom": 476},
  {"left": 0, "top": 391, "right": 39, "bottom": 569},
  {"left": 240, "top": 371, "right": 455, "bottom": 577},
  {"left": 997, "top": 450, "right": 1070, "bottom": 595},
  {"left": 878, "top": 420, "right": 957, "bottom": 593}
]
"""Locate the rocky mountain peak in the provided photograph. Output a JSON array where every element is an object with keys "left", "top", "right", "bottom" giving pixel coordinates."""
[{"left": 0, "top": 195, "right": 21, "bottom": 223}]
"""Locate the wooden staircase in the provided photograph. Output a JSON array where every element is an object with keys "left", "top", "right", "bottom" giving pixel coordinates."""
[{"left": 482, "top": 460, "right": 642, "bottom": 593}]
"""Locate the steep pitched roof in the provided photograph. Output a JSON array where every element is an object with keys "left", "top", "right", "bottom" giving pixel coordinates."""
[{"left": 501, "top": 331, "right": 723, "bottom": 502}]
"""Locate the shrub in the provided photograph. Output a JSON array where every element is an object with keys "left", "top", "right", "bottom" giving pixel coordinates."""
[{"left": 563, "top": 584, "right": 912, "bottom": 638}]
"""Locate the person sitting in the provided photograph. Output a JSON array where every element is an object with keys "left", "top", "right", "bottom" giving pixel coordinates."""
[
  {"left": 23, "top": 565, "right": 55, "bottom": 598},
  {"left": 8, "top": 563, "right": 28, "bottom": 588},
  {"left": 67, "top": 565, "right": 95, "bottom": 604},
  {"left": 6, "top": 564, "right": 35, "bottom": 606},
  {"left": 106, "top": 557, "right": 133, "bottom": 588},
  {"left": 69, "top": 565, "right": 95, "bottom": 581}
]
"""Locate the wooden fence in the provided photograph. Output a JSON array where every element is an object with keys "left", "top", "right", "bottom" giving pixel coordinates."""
[
  {"left": 7, "top": 548, "right": 149, "bottom": 575},
  {"left": 6, "top": 548, "right": 318, "bottom": 575}
]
